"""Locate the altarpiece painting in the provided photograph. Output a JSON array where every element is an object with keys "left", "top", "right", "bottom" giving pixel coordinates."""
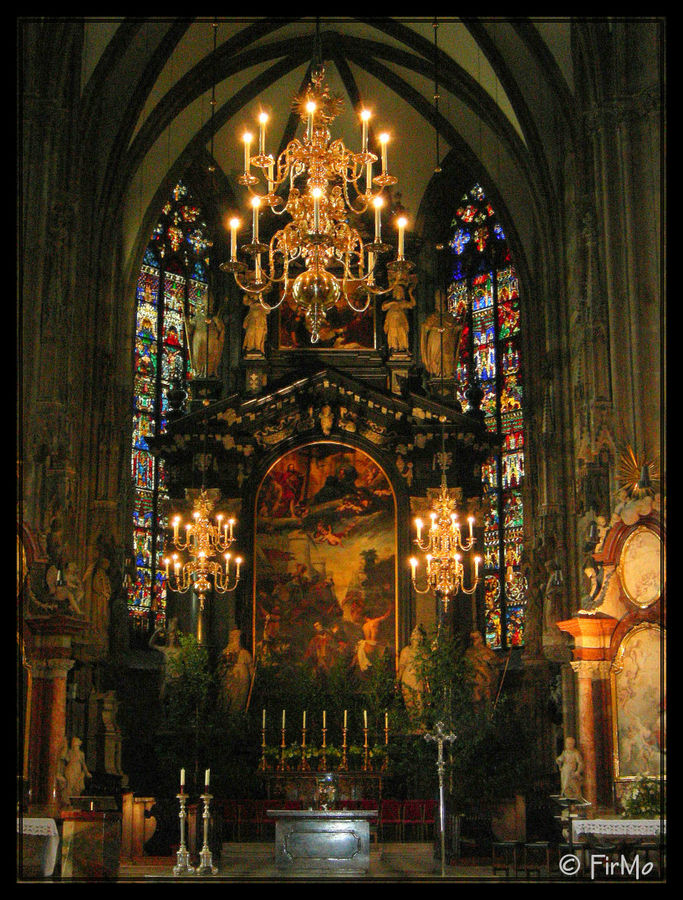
[
  {"left": 253, "top": 443, "right": 397, "bottom": 678},
  {"left": 611, "top": 623, "right": 665, "bottom": 780}
]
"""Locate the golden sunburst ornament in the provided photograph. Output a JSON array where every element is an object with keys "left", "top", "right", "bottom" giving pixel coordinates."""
[{"left": 617, "top": 444, "right": 660, "bottom": 499}]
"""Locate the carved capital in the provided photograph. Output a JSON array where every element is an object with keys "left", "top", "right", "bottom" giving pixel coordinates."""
[
  {"left": 30, "top": 657, "right": 76, "bottom": 679},
  {"left": 570, "top": 658, "right": 611, "bottom": 679}
]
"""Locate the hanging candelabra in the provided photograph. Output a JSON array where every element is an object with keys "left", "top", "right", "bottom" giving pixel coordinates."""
[
  {"left": 409, "top": 439, "right": 481, "bottom": 610},
  {"left": 164, "top": 489, "right": 242, "bottom": 608},
  {"left": 219, "top": 60, "right": 414, "bottom": 344}
]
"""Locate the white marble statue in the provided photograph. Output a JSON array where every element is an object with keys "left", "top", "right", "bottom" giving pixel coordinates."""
[
  {"left": 556, "top": 736, "right": 584, "bottom": 800},
  {"left": 149, "top": 617, "right": 182, "bottom": 701},
  {"left": 397, "top": 626, "right": 427, "bottom": 720},
  {"left": 219, "top": 628, "right": 254, "bottom": 713},
  {"left": 57, "top": 736, "right": 91, "bottom": 805}
]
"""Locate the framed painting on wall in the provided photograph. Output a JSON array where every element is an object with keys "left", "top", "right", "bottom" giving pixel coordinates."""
[
  {"left": 611, "top": 623, "right": 665, "bottom": 781},
  {"left": 253, "top": 443, "right": 397, "bottom": 678}
]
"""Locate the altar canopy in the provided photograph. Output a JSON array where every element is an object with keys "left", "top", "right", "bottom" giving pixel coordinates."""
[{"left": 255, "top": 444, "right": 396, "bottom": 674}]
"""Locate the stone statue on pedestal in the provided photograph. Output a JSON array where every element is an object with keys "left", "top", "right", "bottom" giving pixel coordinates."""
[
  {"left": 149, "top": 617, "right": 182, "bottom": 701},
  {"left": 556, "top": 736, "right": 584, "bottom": 800},
  {"left": 397, "top": 626, "right": 427, "bottom": 721},
  {"left": 57, "top": 736, "right": 91, "bottom": 806},
  {"left": 465, "top": 630, "right": 499, "bottom": 704},
  {"left": 219, "top": 628, "right": 254, "bottom": 714},
  {"left": 381, "top": 280, "right": 415, "bottom": 353}
]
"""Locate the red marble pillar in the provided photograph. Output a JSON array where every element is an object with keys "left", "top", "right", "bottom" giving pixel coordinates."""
[
  {"left": 26, "top": 615, "right": 85, "bottom": 816},
  {"left": 570, "top": 661, "right": 597, "bottom": 808},
  {"left": 557, "top": 613, "right": 618, "bottom": 814}
]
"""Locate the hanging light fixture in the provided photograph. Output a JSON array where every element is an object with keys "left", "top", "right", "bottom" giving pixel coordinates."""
[
  {"left": 409, "top": 445, "right": 481, "bottom": 610},
  {"left": 220, "top": 21, "right": 414, "bottom": 343},
  {"left": 163, "top": 490, "right": 241, "bottom": 607},
  {"left": 409, "top": 18, "right": 480, "bottom": 613}
]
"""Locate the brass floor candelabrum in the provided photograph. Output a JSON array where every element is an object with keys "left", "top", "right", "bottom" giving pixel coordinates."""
[
  {"left": 173, "top": 790, "right": 195, "bottom": 876},
  {"left": 338, "top": 726, "right": 349, "bottom": 771},
  {"left": 258, "top": 724, "right": 269, "bottom": 772},
  {"left": 196, "top": 791, "right": 218, "bottom": 876}
]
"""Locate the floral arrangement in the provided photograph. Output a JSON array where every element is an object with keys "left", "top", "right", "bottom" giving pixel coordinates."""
[{"left": 621, "top": 776, "right": 664, "bottom": 819}]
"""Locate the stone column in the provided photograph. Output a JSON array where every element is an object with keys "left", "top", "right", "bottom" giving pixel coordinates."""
[
  {"left": 26, "top": 614, "right": 85, "bottom": 816},
  {"left": 570, "top": 660, "right": 598, "bottom": 808},
  {"left": 557, "top": 612, "right": 618, "bottom": 813}
]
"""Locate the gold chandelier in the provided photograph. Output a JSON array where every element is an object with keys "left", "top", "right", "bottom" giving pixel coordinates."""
[
  {"left": 219, "top": 64, "right": 414, "bottom": 343},
  {"left": 164, "top": 489, "right": 242, "bottom": 607},
  {"left": 409, "top": 448, "right": 481, "bottom": 610}
]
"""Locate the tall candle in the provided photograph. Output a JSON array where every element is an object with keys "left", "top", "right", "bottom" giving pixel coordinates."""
[
  {"left": 205, "top": 768, "right": 210, "bottom": 788},
  {"left": 180, "top": 768, "right": 185, "bottom": 787},
  {"left": 397, "top": 216, "right": 407, "bottom": 259},
  {"left": 385, "top": 711, "right": 389, "bottom": 733},
  {"left": 262, "top": 708, "right": 266, "bottom": 730},
  {"left": 303, "top": 709, "right": 306, "bottom": 730},
  {"left": 343, "top": 709, "right": 347, "bottom": 729},
  {"left": 282, "top": 709, "right": 286, "bottom": 730},
  {"left": 323, "top": 709, "right": 326, "bottom": 729},
  {"left": 243, "top": 131, "right": 252, "bottom": 175},
  {"left": 251, "top": 196, "right": 260, "bottom": 243},
  {"left": 415, "top": 518, "right": 423, "bottom": 541},
  {"left": 360, "top": 108, "right": 370, "bottom": 153},
  {"left": 363, "top": 709, "right": 368, "bottom": 729},
  {"left": 468, "top": 516, "right": 474, "bottom": 539},
  {"left": 366, "top": 158, "right": 373, "bottom": 193},
  {"left": 258, "top": 111, "right": 268, "bottom": 155},
  {"left": 373, "top": 197, "right": 383, "bottom": 242},
  {"left": 229, "top": 217, "right": 239, "bottom": 261},
  {"left": 379, "top": 132, "right": 389, "bottom": 174}
]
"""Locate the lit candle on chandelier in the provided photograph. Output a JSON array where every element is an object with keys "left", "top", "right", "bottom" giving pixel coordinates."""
[
  {"left": 366, "top": 156, "right": 373, "bottom": 193},
  {"left": 373, "top": 196, "right": 384, "bottom": 242},
  {"left": 305, "top": 100, "right": 316, "bottom": 140},
  {"left": 224, "top": 553, "right": 231, "bottom": 576},
  {"left": 258, "top": 111, "right": 268, "bottom": 155},
  {"left": 172, "top": 516, "right": 180, "bottom": 541},
  {"left": 415, "top": 518, "right": 423, "bottom": 542},
  {"left": 229, "top": 217, "right": 240, "bottom": 261},
  {"left": 228, "top": 518, "right": 235, "bottom": 541},
  {"left": 410, "top": 557, "right": 418, "bottom": 578},
  {"left": 164, "top": 557, "right": 170, "bottom": 578},
  {"left": 236, "top": 557, "right": 242, "bottom": 579},
  {"left": 468, "top": 516, "right": 475, "bottom": 540},
  {"left": 360, "top": 108, "right": 371, "bottom": 153},
  {"left": 242, "top": 131, "right": 253, "bottom": 176},
  {"left": 267, "top": 162, "right": 274, "bottom": 194},
  {"left": 396, "top": 216, "right": 407, "bottom": 259},
  {"left": 430, "top": 512, "right": 437, "bottom": 532},
  {"left": 379, "top": 132, "right": 390, "bottom": 174},
  {"left": 251, "top": 195, "right": 261, "bottom": 243},
  {"left": 475, "top": 555, "right": 481, "bottom": 578}
]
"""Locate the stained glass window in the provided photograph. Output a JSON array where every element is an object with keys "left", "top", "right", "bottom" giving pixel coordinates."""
[
  {"left": 129, "top": 181, "right": 212, "bottom": 630},
  {"left": 448, "top": 184, "right": 527, "bottom": 650}
]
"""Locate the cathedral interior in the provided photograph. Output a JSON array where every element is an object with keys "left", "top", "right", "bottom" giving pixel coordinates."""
[{"left": 18, "top": 17, "right": 665, "bottom": 882}]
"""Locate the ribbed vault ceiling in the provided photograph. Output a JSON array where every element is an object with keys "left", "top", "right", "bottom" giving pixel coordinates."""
[{"left": 79, "top": 17, "right": 577, "bottom": 285}]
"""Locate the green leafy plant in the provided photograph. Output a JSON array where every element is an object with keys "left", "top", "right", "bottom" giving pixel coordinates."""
[{"left": 621, "top": 776, "right": 664, "bottom": 819}]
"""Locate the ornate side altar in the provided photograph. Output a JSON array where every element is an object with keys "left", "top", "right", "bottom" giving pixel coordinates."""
[{"left": 269, "top": 809, "right": 377, "bottom": 874}]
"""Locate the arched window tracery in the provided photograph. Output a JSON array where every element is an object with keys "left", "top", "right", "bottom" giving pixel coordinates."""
[{"left": 129, "top": 181, "right": 212, "bottom": 631}]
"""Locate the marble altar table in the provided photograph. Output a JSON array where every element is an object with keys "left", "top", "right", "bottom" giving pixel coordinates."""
[{"left": 268, "top": 808, "right": 377, "bottom": 874}]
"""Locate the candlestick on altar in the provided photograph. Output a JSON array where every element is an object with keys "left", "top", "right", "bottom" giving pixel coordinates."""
[
  {"left": 382, "top": 712, "right": 390, "bottom": 772},
  {"left": 258, "top": 723, "right": 269, "bottom": 772},
  {"left": 196, "top": 791, "right": 218, "bottom": 876},
  {"left": 319, "top": 720, "right": 328, "bottom": 772},
  {"left": 300, "top": 725, "right": 310, "bottom": 772},
  {"left": 339, "top": 725, "right": 349, "bottom": 772},
  {"left": 173, "top": 789, "right": 195, "bottom": 876},
  {"left": 425, "top": 721, "right": 457, "bottom": 879},
  {"left": 362, "top": 723, "right": 372, "bottom": 772},
  {"left": 277, "top": 722, "right": 288, "bottom": 773}
]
